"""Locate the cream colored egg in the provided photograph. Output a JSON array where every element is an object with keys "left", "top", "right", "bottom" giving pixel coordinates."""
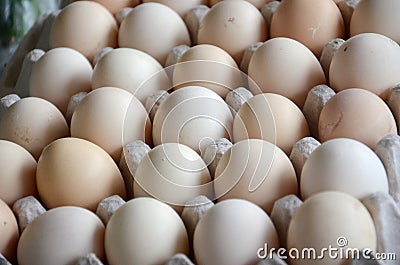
[
  {"left": 0, "top": 140, "right": 37, "bottom": 207},
  {"left": 173, "top": 44, "right": 243, "bottom": 98},
  {"left": 36, "top": 138, "right": 126, "bottom": 211},
  {"left": 248, "top": 38, "right": 326, "bottom": 107},
  {"left": 92, "top": 48, "right": 170, "bottom": 103},
  {"left": 318, "top": 88, "right": 397, "bottom": 149},
  {"left": 133, "top": 143, "right": 212, "bottom": 213},
  {"left": 71, "top": 87, "right": 151, "bottom": 161},
  {"left": 197, "top": 0, "right": 267, "bottom": 64},
  {"left": 194, "top": 199, "right": 279, "bottom": 265},
  {"left": 0, "top": 97, "right": 69, "bottom": 160},
  {"left": 29, "top": 47, "right": 92, "bottom": 115},
  {"left": 233, "top": 93, "right": 310, "bottom": 155},
  {"left": 50, "top": 1, "right": 118, "bottom": 62},
  {"left": 351, "top": 0, "right": 400, "bottom": 44},
  {"left": 18, "top": 206, "right": 105, "bottom": 265},
  {"left": 329, "top": 33, "right": 400, "bottom": 100},
  {"left": 210, "top": 0, "right": 276, "bottom": 9},
  {"left": 89, "top": 0, "right": 140, "bottom": 15},
  {"left": 287, "top": 191, "right": 377, "bottom": 265},
  {"left": 142, "top": 0, "right": 208, "bottom": 17},
  {"left": 119, "top": 2, "right": 191, "bottom": 65},
  {"left": 301, "top": 138, "right": 388, "bottom": 200},
  {"left": 270, "top": 0, "right": 345, "bottom": 57},
  {"left": 0, "top": 199, "right": 19, "bottom": 263},
  {"left": 215, "top": 139, "right": 298, "bottom": 214},
  {"left": 153, "top": 86, "right": 233, "bottom": 153},
  {"left": 105, "top": 197, "right": 189, "bottom": 265}
]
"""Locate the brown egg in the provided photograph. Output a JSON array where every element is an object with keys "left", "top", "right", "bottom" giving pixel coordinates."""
[
  {"left": 214, "top": 139, "right": 298, "bottom": 214},
  {"left": 0, "top": 97, "right": 70, "bottom": 160},
  {"left": 50, "top": 1, "right": 118, "bottom": 62},
  {"left": 329, "top": 33, "right": 400, "bottom": 100},
  {"left": 319, "top": 88, "right": 397, "bottom": 149},
  {"left": 197, "top": 0, "right": 267, "bottom": 64},
  {"left": 270, "top": 0, "right": 345, "bottom": 57},
  {"left": 89, "top": 0, "right": 140, "bottom": 15},
  {"left": 248, "top": 38, "right": 326, "bottom": 107},
  {"left": 233, "top": 93, "right": 310, "bottom": 155},
  {"left": 71, "top": 87, "right": 151, "bottom": 161},
  {"left": 142, "top": 0, "right": 208, "bottom": 17},
  {"left": 173, "top": 44, "right": 243, "bottom": 98},
  {"left": 0, "top": 140, "right": 37, "bottom": 207},
  {"left": 29, "top": 47, "right": 92, "bottom": 115},
  {"left": 210, "top": 0, "right": 276, "bottom": 9},
  {"left": 0, "top": 199, "right": 19, "bottom": 263},
  {"left": 36, "top": 138, "right": 126, "bottom": 211},
  {"left": 119, "top": 2, "right": 191, "bottom": 65}
]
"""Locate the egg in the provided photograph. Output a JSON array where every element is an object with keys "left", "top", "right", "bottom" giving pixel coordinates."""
[
  {"left": 0, "top": 97, "right": 69, "bottom": 160},
  {"left": 350, "top": 0, "right": 400, "bottom": 44},
  {"left": 36, "top": 138, "right": 126, "bottom": 211},
  {"left": 119, "top": 2, "right": 191, "bottom": 65},
  {"left": 318, "top": 88, "right": 397, "bottom": 149},
  {"left": 133, "top": 143, "right": 212, "bottom": 213},
  {"left": 50, "top": 1, "right": 118, "bottom": 62},
  {"left": 0, "top": 199, "right": 19, "bottom": 263},
  {"left": 105, "top": 197, "right": 189, "bottom": 265},
  {"left": 270, "top": 0, "right": 345, "bottom": 57},
  {"left": 214, "top": 139, "right": 298, "bottom": 213},
  {"left": 29, "top": 47, "right": 92, "bottom": 115},
  {"left": 329, "top": 33, "right": 400, "bottom": 100},
  {"left": 210, "top": 0, "right": 276, "bottom": 9},
  {"left": 142, "top": 0, "right": 209, "bottom": 17},
  {"left": 0, "top": 140, "right": 37, "bottom": 206},
  {"left": 17, "top": 206, "right": 105, "bottom": 265},
  {"left": 301, "top": 138, "right": 388, "bottom": 200},
  {"left": 91, "top": 48, "right": 170, "bottom": 103},
  {"left": 194, "top": 199, "right": 279, "bottom": 265},
  {"left": 197, "top": 0, "right": 267, "bottom": 64},
  {"left": 71, "top": 87, "right": 151, "bottom": 161},
  {"left": 248, "top": 38, "right": 326, "bottom": 107},
  {"left": 173, "top": 44, "right": 243, "bottom": 98},
  {"left": 287, "top": 191, "right": 377, "bottom": 265},
  {"left": 89, "top": 0, "right": 140, "bottom": 15},
  {"left": 233, "top": 93, "right": 310, "bottom": 155},
  {"left": 153, "top": 86, "right": 233, "bottom": 153}
]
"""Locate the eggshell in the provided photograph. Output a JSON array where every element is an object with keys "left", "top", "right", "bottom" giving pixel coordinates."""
[
  {"left": 71, "top": 87, "right": 151, "bottom": 161},
  {"left": 301, "top": 138, "right": 388, "bottom": 200},
  {"left": 105, "top": 197, "right": 189, "bottom": 265},
  {"left": 248, "top": 38, "right": 326, "bottom": 107},
  {"left": 36, "top": 138, "right": 126, "bottom": 211},
  {"left": 233, "top": 93, "right": 310, "bottom": 155},
  {"left": 50, "top": 1, "right": 118, "bottom": 62},
  {"left": 329, "top": 33, "right": 400, "bottom": 100},
  {"left": 119, "top": 2, "right": 191, "bottom": 65},
  {"left": 0, "top": 140, "right": 37, "bottom": 207},
  {"left": 173, "top": 44, "right": 243, "bottom": 98},
  {"left": 153, "top": 86, "right": 233, "bottom": 153},
  {"left": 0, "top": 199, "right": 19, "bottom": 263},
  {"left": 214, "top": 139, "right": 298, "bottom": 214},
  {"left": 318, "top": 88, "right": 397, "bottom": 149},
  {"left": 210, "top": 0, "right": 276, "bottom": 9},
  {"left": 270, "top": 0, "right": 345, "bottom": 57},
  {"left": 142, "top": 0, "right": 209, "bottom": 17},
  {"left": 350, "top": 0, "right": 400, "bottom": 44},
  {"left": 91, "top": 48, "right": 170, "bottom": 103},
  {"left": 287, "top": 191, "right": 377, "bottom": 265},
  {"left": 89, "top": 0, "right": 140, "bottom": 15},
  {"left": 194, "top": 199, "right": 279, "bottom": 265},
  {"left": 197, "top": 0, "right": 267, "bottom": 64},
  {"left": 29, "top": 47, "right": 92, "bottom": 114},
  {"left": 133, "top": 143, "right": 212, "bottom": 213},
  {"left": 18, "top": 206, "right": 105, "bottom": 265},
  {"left": 0, "top": 97, "right": 69, "bottom": 160}
]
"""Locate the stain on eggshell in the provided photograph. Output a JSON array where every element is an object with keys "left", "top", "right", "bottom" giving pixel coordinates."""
[{"left": 0, "top": 199, "right": 19, "bottom": 263}]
